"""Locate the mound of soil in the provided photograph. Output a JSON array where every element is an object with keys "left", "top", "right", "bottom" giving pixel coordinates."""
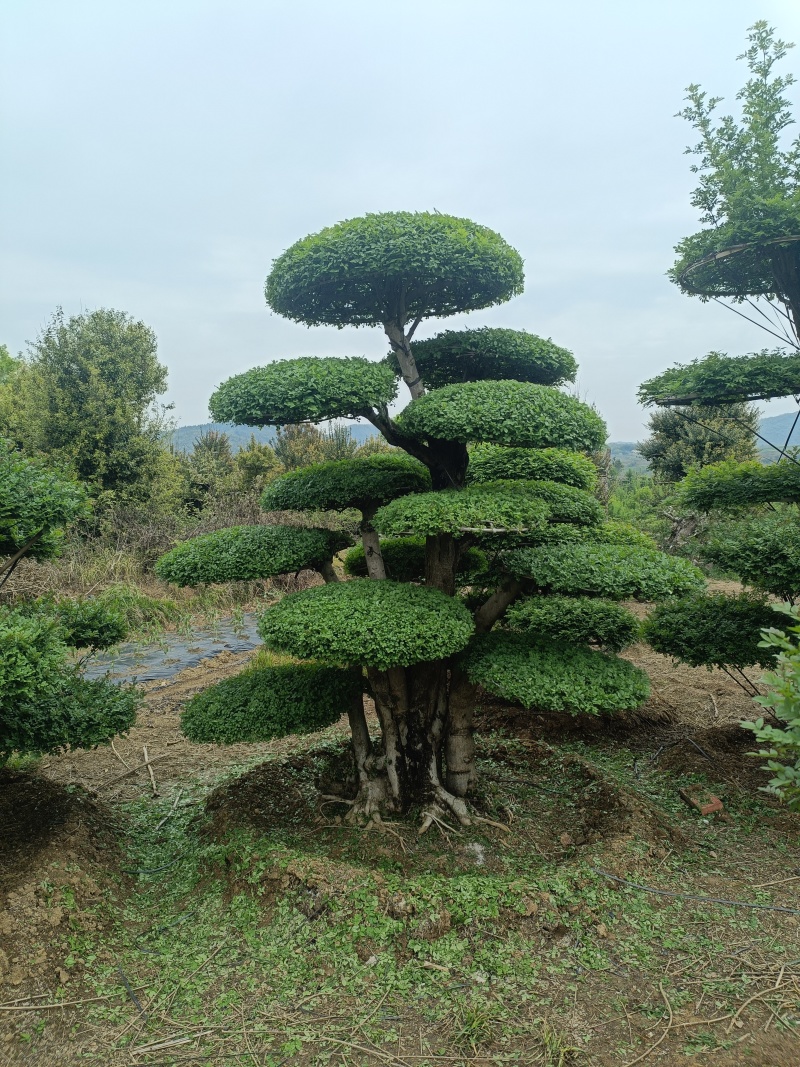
[{"left": 0, "top": 771, "right": 126, "bottom": 995}]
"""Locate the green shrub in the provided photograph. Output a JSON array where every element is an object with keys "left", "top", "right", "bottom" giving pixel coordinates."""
[
  {"left": 1, "top": 669, "right": 139, "bottom": 760},
  {"left": 343, "top": 538, "right": 486, "bottom": 582},
  {"left": 0, "top": 609, "right": 138, "bottom": 760},
  {"left": 261, "top": 453, "right": 431, "bottom": 512},
  {"left": 258, "top": 580, "right": 474, "bottom": 669},
  {"left": 680, "top": 459, "right": 800, "bottom": 510},
  {"left": 391, "top": 328, "right": 577, "bottom": 388},
  {"left": 504, "top": 543, "right": 705, "bottom": 600},
  {"left": 466, "top": 444, "right": 597, "bottom": 490},
  {"left": 181, "top": 661, "right": 359, "bottom": 744},
  {"left": 644, "top": 593, "right": 783, "bottom": 670},
  {"left": 52, "top": 597, "right": 128, "bottom": 650},
  {"left": 156, "top": 525, "right": 350, "bottom": 586},
  {"left": 701, "top": 513, "right": 800, "bottom": 602},
  {"left": 506, "top": 595, "right": 640, "bottom": 652},
  {"left": 396, "top": 380, "right": 607, "bottom": 452},
  {"left": 210, "top": 357, "right": 398, "bottom": 427},
  {"left": 0, "top": 440, "right": 89, "bottom": 562},
  {"left": 742, "top": 607, "right": 800, "bottom": 810},
  {"left": 461, "top": 632, "right": 650, "bottom": 714}
]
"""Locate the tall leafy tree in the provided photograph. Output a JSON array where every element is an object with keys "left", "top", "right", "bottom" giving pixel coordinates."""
[
  {"left": 16, "top": 308, "right": 171, "bottom": 498},
  {"left": 158, "top": 211, "right": 702, "bottom": 828},
  {"left": 670, "top": 21, "right": 800, "bottom": 347},
  {"left": 638, "top": 402, "right": 758, "bottom": 481}
]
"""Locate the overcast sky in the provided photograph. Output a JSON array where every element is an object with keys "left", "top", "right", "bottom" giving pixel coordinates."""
[{"left": 3, "top": 0, "right": 800, "bottom": 440}]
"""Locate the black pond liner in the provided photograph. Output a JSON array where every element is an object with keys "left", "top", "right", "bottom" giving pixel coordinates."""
[{"left": 82, "top": 613, "right": 262, "bottom": 683}]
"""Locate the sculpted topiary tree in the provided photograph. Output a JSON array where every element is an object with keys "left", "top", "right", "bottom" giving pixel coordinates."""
[{"left": 158, "top": 212, "right": 702, "bottom": 828}]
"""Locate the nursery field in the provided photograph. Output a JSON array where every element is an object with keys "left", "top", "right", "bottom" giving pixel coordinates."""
[{"left": 2, "top": 613, "right": 799, "bottom": 1067}]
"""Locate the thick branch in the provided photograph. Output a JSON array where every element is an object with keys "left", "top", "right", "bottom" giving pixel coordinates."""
[
  {"left": 0, "top": 530, "right": 45, "bottom": 589},
  {"left": 473, "top": 579, "right": 522, "bottom": 633},
  {"left": 317, "top": 559, "right": 340, "bottom": 583},
  {"left": 384, "top": 321, "right": 425, "bottom": 401}
]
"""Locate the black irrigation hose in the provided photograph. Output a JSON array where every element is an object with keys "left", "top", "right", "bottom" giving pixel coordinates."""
[{"left": 589, "top": 866, "right": 800, "bottom": 915}]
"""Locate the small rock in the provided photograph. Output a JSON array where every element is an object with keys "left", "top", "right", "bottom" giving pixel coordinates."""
[
  {"left": 57, "top": 968, "right": 70, "bottom": 984},
  {"left": 559, "top": 832, "right": 574, "bottom": 847},
  {"left": 365, "top": 955, "right": 378, "bottom": 967}
]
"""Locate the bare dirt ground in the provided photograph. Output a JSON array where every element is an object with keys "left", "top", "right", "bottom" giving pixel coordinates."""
[{"left": 1, "top": 632, "right": 799, "bottom": 1066}]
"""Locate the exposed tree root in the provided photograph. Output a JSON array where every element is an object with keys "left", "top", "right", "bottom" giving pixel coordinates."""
[{"left": 418, "top": 785, "right": 471, "bottom": 835}]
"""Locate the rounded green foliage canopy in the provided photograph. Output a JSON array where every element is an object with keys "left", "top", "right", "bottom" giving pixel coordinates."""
[
  {"left": 644, "top": 593, "right": 784, "bottom": 670},
  {"left": 344, "top": 538, "right": 486, "bottom": 583},
  {"left": 373, "top": 482, "right": 554, "bottom": 538},
  {"left": 638, "top": 350, "right": 800, "bottom": 407},
  {"left": 391, "top": 328, "right": 577, "bottom": 389},
  {"left": 261, "top": 454, "right": 431, "bottom": 513},
  {"left": 466, "top": 445, "right": 597, "bottom": 491},
  {"left": 506, "top": 595, "right": 641, "bottom": 652},
  {"left": 258, "top": 580, "right": 474, "bottom": 669},
  {"left": 461, "top": 632, "right": 650, "bottom": 715},
  {"left": 701, "top": 513, "right": 800, "bottom": 601},
  {"left": 181, "top": 661, "right": 359, "bottom": 744},
  {"left": 504, "top": 543, "right": 705, "bottom": 601},
  {"left": 397, "top": 380, "right": 607, "bottom": 452},
  {"left": 680, "top": 459, "right": 800, "bottom": 510},
  {"left": 265, "top": 212, "right": 524, "bottom": 327},
  {"left": 209, "top": 357, "right": 397, "bottom": 427},
  {"left": 155, "top": 525, "right": 349, "bottom": 586}
]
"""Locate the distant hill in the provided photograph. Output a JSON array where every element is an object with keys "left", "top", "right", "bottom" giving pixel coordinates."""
[
  {"left": 758, "top": 409, "right": 800, "bottom": 459},
  {"left": 166, "top": 421, "right": 377, "bottom": 453}
]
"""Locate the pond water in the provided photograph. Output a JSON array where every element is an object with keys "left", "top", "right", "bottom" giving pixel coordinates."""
[{"left": 83, "top": 613, "right": 262, "bottom": 683}]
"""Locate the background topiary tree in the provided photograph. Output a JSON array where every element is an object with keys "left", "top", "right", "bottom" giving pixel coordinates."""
[{"left": 158, "top": 211, "right": 703, "bottom": 828}]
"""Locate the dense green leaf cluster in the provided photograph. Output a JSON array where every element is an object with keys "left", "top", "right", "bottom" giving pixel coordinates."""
[
  {"left": 209, "top": 357, "right": 398, "bottom": 427},
  {"left": 506, "top": 595, "right": 641, "bottom": 652},
  {"left": 0, "top": 609, "right": 138, "bottom": 760},
  {"left": 373, "top": 482, "right": 552, "bottom": 538},
  {"left": 701, "top": 513, "right": 800, "bottom": 601},
  {"left": 638, "top": 350, "right": 800, "bottom": 406},
  {"left": 258, "top": 580, "right": 474, "bottom": 669},
  {"left": 265, "top": 212, "right": 524, "bottom": 327},
  {"left": 504, "top": 543, "right": 705, "bottom": 600},
  {"left": 643, "top": 593, "right": 783, "bottom": 670},
  {"left": 0, "top": 441, "right": 89, "bottom": 561},
  {"left": 461, "top": 632, "right": 650, "bottom": 715},
  {"left": 181, "top": 662, "right": 359, "bottom": 744},
  {"left": 343, "top": 538, "right": 486, "bottom": 583},
  {"left": 17, "top": 597, "right": 128, "bottom": 650},
  {"left": 391, "top": 328, "right": 577, "bottom": 388},
  {"left": 397, "top": 380, "right": 606, "bottom": 451},
  {"left": 466, "top": 445, "right": 597, "bottom": 490},
  {"left": 680, "top": 458, "right": 800, "bottom": 509},
  {"left": 535, "top": 520, "right": 656, "bottom": 549},
  {"left": 744, "top": 607, "right": 800, "bottom": 810},
  {"left": 260, "top": 454, "right": 431, "bottom": 513},
  {"left": 155, "top": 525, "right": 349, "bottom": 586}
]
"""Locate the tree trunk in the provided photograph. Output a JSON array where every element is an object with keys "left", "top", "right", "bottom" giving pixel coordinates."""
[
  {"left": 360, "top": 506, "right": 386, "bottom": 580},
  {"left": 425, "top": 533, "right": 458, "bottom": 594},
  {"left": 445, "top": 667, "right": 478, "bottom": 796}
]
